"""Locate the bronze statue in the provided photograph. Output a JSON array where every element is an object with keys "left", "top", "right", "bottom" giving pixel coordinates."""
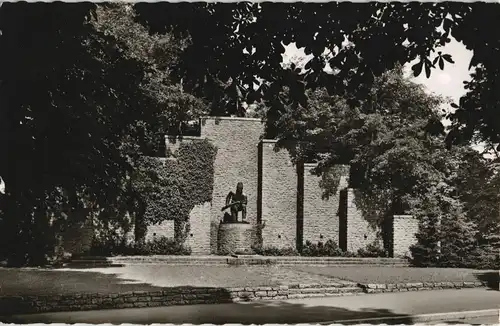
[{"left": 221, "top": 182, "right": 247, "bottom": 222}]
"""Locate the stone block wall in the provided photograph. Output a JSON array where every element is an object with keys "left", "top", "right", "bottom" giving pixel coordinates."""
[
  {"left": 345, "top": 189, "right": 381, "bottom": 253},
  {"left": 303, "top": 164, "right": 349, "bottom": 245},
  {"left": 146, "top": 220, "right": 175, "bottom": 242},
  {"left": 260, "top": 140, "right": 298, "bottom": 249},
  {"left": 185, "top": 202, "right": 212, "bottom": 254},
  {"left": 200, "top": 117, "right": 265, "bottom": 253},
  {"left": 393, "top": 215, "right": 419, "bottom": 258},
  {"left": 142, "top": 203, "right": 212, "bottom": 255}
]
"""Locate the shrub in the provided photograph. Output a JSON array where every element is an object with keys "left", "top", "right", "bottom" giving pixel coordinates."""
[
  {"left": 301, "top": 239, "right": 353, "bottom": 257},
  {"left": 137, "top": 236, "right": 192, "bottom": 255},
  {"left": 357, "top": 241, "right": 387, "bottom": 258},
  {"left": 89, "top": 236, "right": 191, "bottom": 256},
  {"left": 438, "top": 211, "right": 477, "bottom": 268},
  {"left": 251, "top": 245, "right": 299, "bottom": 256},
  {"left": 410, "top": 211, "right": 441, "bottom": 267}
]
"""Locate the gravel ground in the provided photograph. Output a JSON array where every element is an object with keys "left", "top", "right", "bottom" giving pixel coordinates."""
[
  {"left": 56, "top": 265, "right": 342, "bottom": 287},
  {"left": 0, "top": 265, "right": 341, "bottom": 296},
  {"left": 1, "top": 265, "right": 495, "bottom": 297},
  {"left": 289, "top": 266, "right": 497, "bottom": 285}
]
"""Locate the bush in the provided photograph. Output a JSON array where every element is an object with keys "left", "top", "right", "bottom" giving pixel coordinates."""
[
  {"left": 357, "top": 241, "right": 387, "bottom": 258},
  {"left": 136, "top": 236, "right": 192, "bottom": 255},
  {"left": 410, "top": 212, "right": 441, "bottom": 267},
  {"left": 89, "top": 236, "right": 191, "bottom": 256},
  {"left": 465, "top": 245, "right": 500, "bottom": 270},
  {"left": 438, "top": 212, "right": 477, "bottom": 268},
  {"left": 251, "top": 245, "right": 299, "bottom": 256},
  {"left": 301, "top": 240, "right": 354, "bottom": 257}
]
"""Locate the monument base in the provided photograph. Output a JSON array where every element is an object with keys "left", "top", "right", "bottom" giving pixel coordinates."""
[{"left": 217, "top": 222, "right": 254, "bottom": 255}]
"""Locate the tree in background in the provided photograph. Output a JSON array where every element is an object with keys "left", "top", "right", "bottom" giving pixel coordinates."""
[
  {"left": 263, "top": 65, "right": 489, "bottom": 264},
  {"left": 2, "top": 2, "right": 500, "bottom": 264},
  {"left": 0, "top": 3, "right": 206, "bottom": 265},
  {"left": 134, "top": 2, "right": 500, "bottom": 151}
]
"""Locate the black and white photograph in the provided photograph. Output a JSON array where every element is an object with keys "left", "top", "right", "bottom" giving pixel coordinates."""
[{"left": 0, "top": 1, "right": 498, "bottom": 324}]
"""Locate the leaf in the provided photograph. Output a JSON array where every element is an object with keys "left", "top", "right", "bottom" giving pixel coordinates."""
[
  {"left": 439, "top": 57, "right": 444, "bottom": 70},
  {"left": 412, "top": 61, "right": 423, "bottom": 77},
  {"left": 425, "top": 62, "right": 431, "bottom": 78},
  {"left": 442, "top": 54, "right": 454, "bottom": 64},
  {"left": 450, "top": 103, "right": 459, "bottom": 109}
]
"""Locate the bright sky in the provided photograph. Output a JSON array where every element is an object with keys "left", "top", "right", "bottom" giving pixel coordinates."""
[
  {"left": 282, "top": 39, "right": 473, "bottom": 114},
  {"left": 282, "top": 40, "right": 487, "bottom": 153}
]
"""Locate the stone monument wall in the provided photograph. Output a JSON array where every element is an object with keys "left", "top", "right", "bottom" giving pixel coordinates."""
[
  {"left": 200, "top": 117, "right": 265, "bottom": 253},
  {"left": 345, "top": 188, "right": 381, "bottom": 253},
  {"left": 302, "top": 164, "right": 349, "bottom": 245},
  {"left": 260, "top": 140, "right": 298, "bottom": 249},
  {"left": 393, "top": 215, "right": 419, "bottom": 258},
  {"left": 145, "top": 220, "right": 175, "bottom": 242},
  {"left": 130, "top": 116, "right": 419, "bottom": 258},
  {"left": 185, "top": 202, "right": 213, "bottom": 254}
]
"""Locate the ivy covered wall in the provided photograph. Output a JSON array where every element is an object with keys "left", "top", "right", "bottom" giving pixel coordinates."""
[{"left": 132, "top": 138, "right": 217, "bottom": 249}]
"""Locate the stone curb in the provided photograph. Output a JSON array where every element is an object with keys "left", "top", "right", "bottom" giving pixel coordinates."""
[
  {"left": 0, "top": 283, "right": 361, "bottom": 315},
  {"left": 323, "top": 308, "right": 499, "bottom": 325},
  {"left": 0, "top": 281, "right": 488, "bottom": 316},
  {"left": 358, "top": 280, "right": 488, "bottom": 293}
]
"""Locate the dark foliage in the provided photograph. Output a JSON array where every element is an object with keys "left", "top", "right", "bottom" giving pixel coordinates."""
[
  {"left": 301, "top": 240, "right": 355, "bottom": 257},
  {"left": 357, "top": 241, "right": 388, "bottom": 258},
  {"left": 251, "top": 245, "right": 300, "bottom": 257},
  {"left": 132, "top": 139, "right": 217, "bottom": 243},
  {"left": 90, "top": 235, "right": 191, "bottom": 256}
]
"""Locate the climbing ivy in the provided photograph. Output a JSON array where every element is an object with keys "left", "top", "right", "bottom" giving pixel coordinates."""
[{"left": 132, "top": 139, "right": 217, "bottom": 243}]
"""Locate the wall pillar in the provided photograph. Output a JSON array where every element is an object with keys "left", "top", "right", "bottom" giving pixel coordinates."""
[{"left": 392, "top": 215, "right": 418, "bottom": 258}]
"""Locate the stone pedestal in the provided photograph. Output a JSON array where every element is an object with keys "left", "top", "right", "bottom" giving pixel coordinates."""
[{"left": 217, "top": 222, "right": 254, "bottom": 255}]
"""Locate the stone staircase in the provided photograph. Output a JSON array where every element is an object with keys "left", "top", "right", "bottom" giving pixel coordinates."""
[
  {"left": 63, "top": 255, "right": 124, "bottom": 268},
  {"left": 272, "top": 257, "right": 409, "bottom": 267}
]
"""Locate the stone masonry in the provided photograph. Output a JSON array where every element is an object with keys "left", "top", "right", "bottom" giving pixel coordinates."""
[
  {"left": 0, "top": 281, "right": 485, "bottom": 316},
  {"left": 393, "top": 215, "right": 419, "bottom": 258},
  {"left": 345, "top": 189, "right": 380, "bottom": 253},
  {"left": 152, "top": 117, "right": 418, "bottom": 256},
  {"left": 302, "top": 164, "right": 349, "bottom": 245},
  {"left": 63, "top": 117, "right": 418, "bottom": 257},
  {"left": 260, "top": 140, "right": 298, "bottom": 249}
]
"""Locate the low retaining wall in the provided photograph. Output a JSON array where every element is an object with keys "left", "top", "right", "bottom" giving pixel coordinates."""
[
  {"left": 0, "top": 281, "right": 487, "bottom": 316},
  {"left": 0, "top": 282, "right": 357, "bottom": 315},
  {"left": 359, "top": 281, "right": 486, "bottom": 293}
]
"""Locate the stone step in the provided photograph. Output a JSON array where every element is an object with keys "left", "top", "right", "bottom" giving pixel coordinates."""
[
  {"left": 107, "top": 256, "right": 409, "bottom": 266},
  {"left": 276, "top": 262, "right": 409, "bottom": 266},
  {"left": 288, "top": 286, "right": 363, "bottom": 294},
  {"left": 63, "top": 263, "right": 123, "bottom": 269},
  {"left": 71, "top": 255, "right": 109, "bottom": 261},
  {"left": 287, "top": 289, "right": 363, "bottom": 299}
]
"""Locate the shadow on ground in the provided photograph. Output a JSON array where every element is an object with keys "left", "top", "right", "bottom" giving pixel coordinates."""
[
  {"left": 0, "top": 268, "right": 169, "bottom": 296},
  {"left": 473, "top": 271, "right": 499, "bottom": 291},
  {"left": 0, "top": 299, "right": 413, "bottom": 324}
]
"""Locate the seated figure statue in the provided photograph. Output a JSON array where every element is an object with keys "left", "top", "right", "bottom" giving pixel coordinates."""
[{"left": 223, "top": 182, "right": 247, "bottom": 222}]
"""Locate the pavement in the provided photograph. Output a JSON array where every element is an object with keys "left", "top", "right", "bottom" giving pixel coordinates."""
[{"left": 2, "top": 288, "right": 499, "bottom": 324}]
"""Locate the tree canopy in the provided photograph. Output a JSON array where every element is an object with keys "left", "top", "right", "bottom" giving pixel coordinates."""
[
  {"left": 1, "top": 2, "right": 499, "bottom": 265},
  {"left": 134, "top": 2, "right": 500, "bottom": 149},
  {"left": 0, "top": 3, "right": 203, "bottom": 264}
]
